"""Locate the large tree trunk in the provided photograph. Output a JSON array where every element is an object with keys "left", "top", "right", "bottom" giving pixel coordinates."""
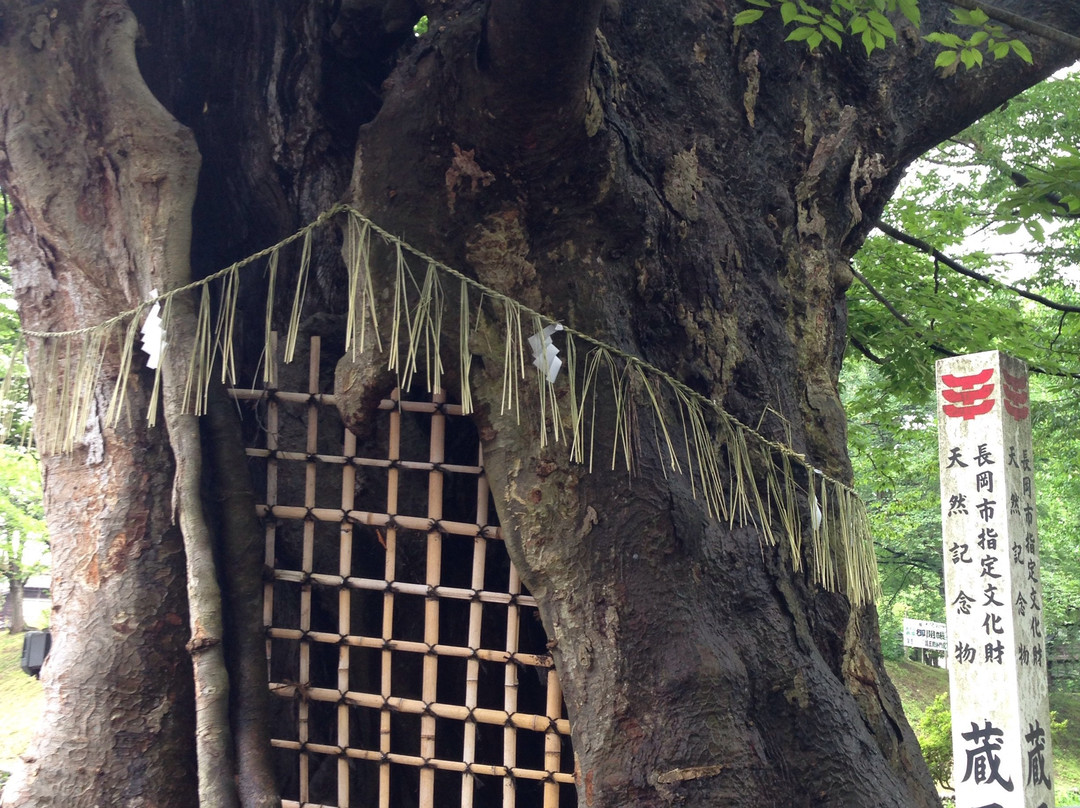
[
  {"left": 1, "top": 0, "right": 1079, "bottom": 806},
  {"left": 344, "top": 2, "right": 1080, "bottom": 806},
  {"left": 0, "top": 2, "right": 199, "bottom": 805}
]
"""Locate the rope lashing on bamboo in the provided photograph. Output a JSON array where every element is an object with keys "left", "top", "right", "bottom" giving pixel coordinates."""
[{"left": 18, "top": 203, "right": 880, "bottom": 605}]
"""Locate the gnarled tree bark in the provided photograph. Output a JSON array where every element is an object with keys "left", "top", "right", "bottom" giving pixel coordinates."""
[
  {"left": 2, "top": 1, "right": 1079, "bottom": 806},
  {"left": 0, "top": 2, "right": 199, "bottom": 805}
]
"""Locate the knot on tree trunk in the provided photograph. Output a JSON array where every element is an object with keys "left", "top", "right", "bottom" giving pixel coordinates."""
[{"left": 186, "top": 634, "right": 222, "bottom": 654}]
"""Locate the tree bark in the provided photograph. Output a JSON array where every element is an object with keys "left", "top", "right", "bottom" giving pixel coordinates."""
[
  {"left": 0, "top": 2, "right": 199, "bottom": 805},
  {"left": 205, "top": 381, "right": 282, "bottom": 808},
  {"left": 1, "top": 0, "right": 1079, "bottom": 806},
  {"left": 343, "top": 2, "right": 1080, "bottom": 805},
  {"left": 6, "top": 578, "right": 25, "bottom": 634}
]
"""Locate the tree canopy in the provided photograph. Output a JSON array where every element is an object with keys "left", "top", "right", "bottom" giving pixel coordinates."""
[{"left": 843, "top": 66, "right": 1080, "bottom": 677}]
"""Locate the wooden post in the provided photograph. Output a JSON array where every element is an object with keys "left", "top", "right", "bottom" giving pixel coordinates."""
[{"left": 936, "top": 350, "right": 1053, "bottom": 808}]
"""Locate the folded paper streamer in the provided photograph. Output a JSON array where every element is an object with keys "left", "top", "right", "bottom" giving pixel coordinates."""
[
  {"left": 141, "top": 290, "right": 163, "bottom": 369},
  {"left": 528, "top": 323, "right": 563, "bottom": 384}
]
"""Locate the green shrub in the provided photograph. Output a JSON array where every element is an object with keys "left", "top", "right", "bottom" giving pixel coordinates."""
[{"left": 917, "top": 692, "right": 953, "bottom": 789}]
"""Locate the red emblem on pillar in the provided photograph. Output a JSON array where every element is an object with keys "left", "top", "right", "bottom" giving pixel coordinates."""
[
  {"left": 1001, "top": 369, "right": 1029, "bottom": 421},
  {"left": 941, "top": 368, "right": 995, "bottom": 420}
]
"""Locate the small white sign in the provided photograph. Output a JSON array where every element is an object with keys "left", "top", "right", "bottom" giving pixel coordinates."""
[{"left": 903, "top": 618, "right": 948, "bottom": 652}]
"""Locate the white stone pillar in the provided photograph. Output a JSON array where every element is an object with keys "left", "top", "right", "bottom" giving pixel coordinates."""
[{"left": 937, "top": 350, "right": 1053, "bottom": 808}]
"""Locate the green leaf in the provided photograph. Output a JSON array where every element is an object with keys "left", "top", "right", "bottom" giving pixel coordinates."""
[
  {"left": 807, "top": 29, "right": 824, "bottom": 49},
  {"left": 990, "top": 42, "right": 1009, "bottom": 59},
  {"left": 867, "top": 10, "right": 897, "bottom": 39},
  {"left": 926, "top": 32, "right": 963, "bottom": 48},
  {"left": 786, "top": 25, "right": 817, "bottom": 42},
  {"left": 734, "top": 8, "right": 766, "bottom": 25},
  {"left": 953, "top": 7, "right": 989, "bottom": 26},
  {"left": 968, "top": 30, "right": 988, "bottom": 47},
  {"left": 821, "top": 24, "right": 844, "bottom": 47},
  {"left": 959, "top": 48, "right": 982, "bottom": 69},
  {"left": 780, "top": 1, "right": 799, "bottom": 24},
  {"left": 897, "top": 0, "right": 920, "bottom": 28},
  {"left": 850, "top": 15, "right": 869, "bottom": 34},
  {"left": 934, "top": 49, "right": 959, "bottom": 69},
  {"left": 746, "top": 0, "right": 774, "bottom": 7},
  {"left": 412, "top": 14, "right": 429, "bottom": 36},
  {"left": 1011, "top": 39, "right": 1033, "bottom": 64},
  {"left": 996, "top": 221, "right": 1022, "bottom": 235},
  {"left": 861, "top": 28, "right": 876, "bottom": 55}
]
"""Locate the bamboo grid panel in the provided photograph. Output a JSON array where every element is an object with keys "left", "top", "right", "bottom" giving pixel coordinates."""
[{"left": 232, "top": 337, "right": 575, "bottom": 808}]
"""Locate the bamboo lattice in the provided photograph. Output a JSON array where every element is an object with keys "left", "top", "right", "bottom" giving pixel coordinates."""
[{"left": 233, "top": 337, "right": 574, "bottom": 808}]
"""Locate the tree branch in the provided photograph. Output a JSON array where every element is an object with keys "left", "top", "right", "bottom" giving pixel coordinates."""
[
  {"left": 206, "top": 380, "right": 281, "bottom": 808},
  {"left": 875, "top": 220, "right": 1080, "bottom": 314},
  {"left": 849, "top": 266, "right": 957, "bottom": 357},
  {"left": 849, "top": 334, "right": 887, "bottom": 364},
  {"left": 877, "top": 1, "right": 1080, "bottom": 176},
  {"left": 852, "top": 243, "right": 1080, "bottom": 379},
  {"left": 947, "top": 0, "right": 1080, "bottom": 51},
  {"left": 474, "top": 0, "right": 605, "bottom": 157},
  {"left": 849, "top": 266, "right": 914, "bottom": 328},
  {"left": 484, "top": 0, "right": 604, "bottom": 100}
]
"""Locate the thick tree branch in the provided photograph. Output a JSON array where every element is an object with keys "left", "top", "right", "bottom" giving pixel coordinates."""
[
  {"left": 206, "top": 381, "right": 281, "bottom": 808},
  {"left": 947, "top": 0, "right": 1080, "bottom": 51},
  {"left": 471, "top": 0, "right": 605, "bottom": 158},
  {"left": 875, "top": 220, "right": 1080, "bottom": 314},
  {"left": 872, "top": 1, "right": 1080, "bottom": 180},
  {"left": 484, "top": 0, "right": 604, "bottom": 102}
]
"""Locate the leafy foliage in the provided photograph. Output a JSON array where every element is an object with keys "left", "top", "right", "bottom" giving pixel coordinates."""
[
  {"left": 913, "top": 692, "right": 1068, "bottom": 788},
  {"left": 916, "top": 693, "right": 953, "bottom": 788},
  {"left": 0, "top": 444, "right": 48, "bottom": 604},
  {"left": 0, "top": 198, "right": 31, "bottom": 448},
  {"left": 735, "top": 0, "right": 1033, "bottom": 66},
  {"left": 844, "top": 70, "right": 1080, "bottom": 682},
  {"left": 925, "top": 7, "right": 1032, "bottom": 72},
  {"left": 0, "top": 198, "right": 47, "bottom": 615},
  {"left": 736, "top": 0, "right": 914, "bottom": 55}
]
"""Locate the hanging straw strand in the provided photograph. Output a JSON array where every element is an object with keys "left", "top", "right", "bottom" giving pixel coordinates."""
[{"left": 20, "top": 202, "right": 880, "bottom": 604}]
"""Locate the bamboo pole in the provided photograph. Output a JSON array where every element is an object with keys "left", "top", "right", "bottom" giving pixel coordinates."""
[
  {"left": 267, "top": 684, "right": 570, "bottom": 735},
  {"left": 543, "top": 671, "right": 563, "bottom": 808},
  {"left": 266, "top": 630, "right": 551, "bottom": 667},
  {"left": 461, "top": 444, "right": 490, "bottom": 808},
  {"left": 297, "top": 337, "right": 321, "bottom": 804},
  {"left": 262, "top": 333, "right": 280, "bottom": 703},
  {"left": 504, "top": 564, "right": 522, "bottom": 808},
  {"left": 419, "top": 390, "right": 446, "bottom": 807},
  {"left": 257, "top": 505, "right": 498, "bottom": 540},
  {"left": 338, "top": 377, "right": 357, "bottom": 806},
  {"left": 271, "top": 741, "right": 575, "bottom": 782},
  {"left": 379, "top": 389, "right": 401, "bottom": 808}
]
